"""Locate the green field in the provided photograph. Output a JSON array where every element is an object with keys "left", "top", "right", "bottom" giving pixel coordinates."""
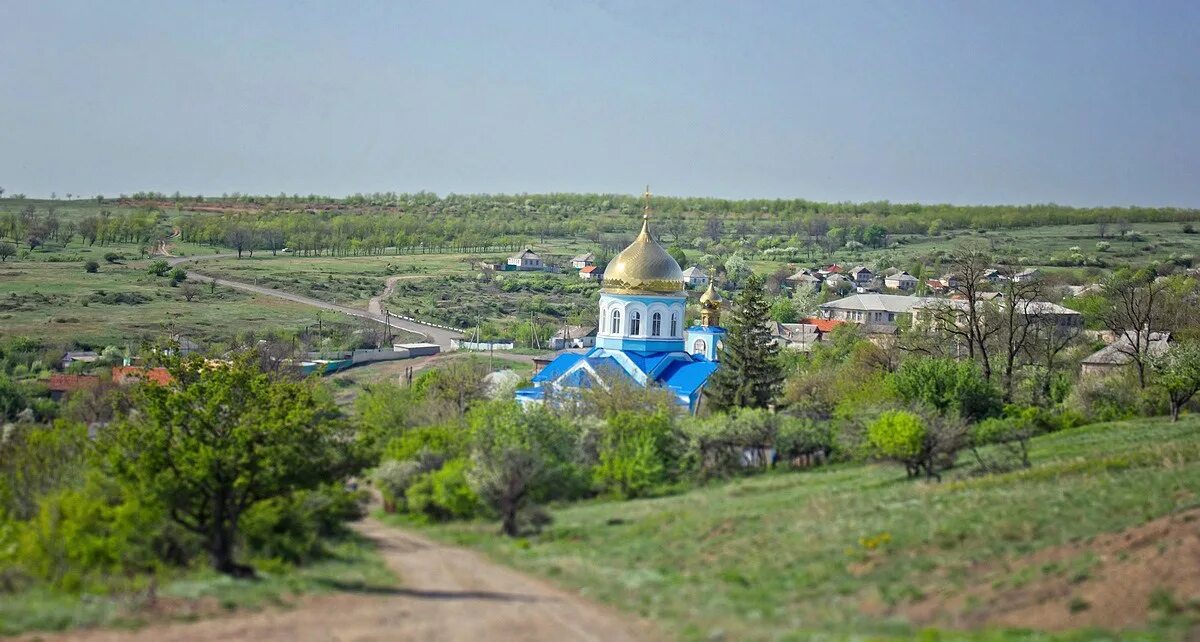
[
  {"left": 0, "top": 259, "right": 355, "bottom": 347},
  {"left": 407, "top": 416, "right": 1200, "bottom": 641}
]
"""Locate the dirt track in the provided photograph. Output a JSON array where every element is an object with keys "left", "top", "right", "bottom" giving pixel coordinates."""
[{"left": 28, "top": 518, "right": 652, "bottom": 642}]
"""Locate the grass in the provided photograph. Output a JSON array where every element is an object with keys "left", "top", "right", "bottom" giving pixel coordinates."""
[
  {"left": 0, "top": 534, "right": 396, "bottom": 636},
  {"left": 405, "top": 415, "right": 1200, "bottom": 641},
  {"left": 0, "top": 258, "right": 354, "bottom": 346}
]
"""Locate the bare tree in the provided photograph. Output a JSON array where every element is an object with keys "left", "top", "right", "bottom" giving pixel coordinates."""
[
  {"left": 990, "top": 271, "right": 1045, "bottom": 401},
  {"left": 1022, "top": 314, "right": 1082, "bottom": 404},
  {"left": 0, "top": 242, "right": 14, "bottom": 262},
  {"left": 920, "top": 243, "right": 999, "bottom": 379},
  {"left": 1098, "top": 269, "right": 1167, "bottom": 388},
  {"left": 225, "top": 226, "right": 254, "bottom": 259},
  {"left": 180, "top": 282, "right": 200, "bottom": 302}
]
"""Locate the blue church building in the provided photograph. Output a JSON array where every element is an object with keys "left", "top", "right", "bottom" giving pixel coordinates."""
[{"left": 515, "top": 198, "right": 726, "bottom": 413}]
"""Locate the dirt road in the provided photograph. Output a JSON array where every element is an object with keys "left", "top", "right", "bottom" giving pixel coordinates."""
[
  {"left": 166, "top": 255, "right": 463, "bottom": 348},
  {"left": 30, "top": 518, "right": 652, "bottom": 642}
]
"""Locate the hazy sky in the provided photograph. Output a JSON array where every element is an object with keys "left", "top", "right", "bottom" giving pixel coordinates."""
[{"left": 1, "top": 1, "right": 1197, "bottom": 206}]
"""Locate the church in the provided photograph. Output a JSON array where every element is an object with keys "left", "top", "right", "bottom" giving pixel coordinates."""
[{"left": 515, "top": 193, "right": 726, "bottom": 413}]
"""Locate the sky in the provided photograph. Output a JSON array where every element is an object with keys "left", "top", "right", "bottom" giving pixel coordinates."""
[{"left": 0, "top": 0, "right": 1198, "bottom": 207}]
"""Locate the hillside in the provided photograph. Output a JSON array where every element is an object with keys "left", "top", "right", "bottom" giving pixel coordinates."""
[{"left": 413, "top": 416, "right": 1200, "bottom": 641}]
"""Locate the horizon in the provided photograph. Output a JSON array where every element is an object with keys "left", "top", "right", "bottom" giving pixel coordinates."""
[{"left": 2, "top": 1, "right": 1198, "bottom": 208}]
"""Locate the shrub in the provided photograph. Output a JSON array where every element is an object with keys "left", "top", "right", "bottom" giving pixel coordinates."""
[
  {"left": 147, "top": 260, "right": 169, "bottom": 276},
  {"left": 382, "top": 424, "right": 467, "bottom": 462},
  {"left": 593, "top": 411, "right": 678, "bottom": 498},
  {"left": 868, "top": 409, "right": 967, "bottom": 481},
  {"left": 406, "top": 459, "right": 479, "bottom": 521},
  {"left": 889, "top": 358, "right": 1001, "bottom": 421},
  {"left": 682, "top": 408, "right": 777, "bottom": 478},
  {"left": 84, "top": 261, "right": 99, "bottom": 273},
  {"left": 103, "top": 252, "right": 123, "bottom": 263},
  {"left": 240, "top": 484, "right": 365, "bottom": 564},
  {"left": 1066, "top": 372, "right": 1160, "bottom": 422},
  {"left": 170, "top": 267, "right": 187, "bottom": 285},
  {"left": 371, "top": 460, "right": 422, "bottom": 512},
  {"left": 775, "top": 415, "right": 835, "bottom": 464}
]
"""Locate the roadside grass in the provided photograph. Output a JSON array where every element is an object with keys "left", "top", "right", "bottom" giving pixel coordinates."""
[
  {"left": 0, "top": 259, "right": 347, "bottom": 346},
  {"left": 0, "top": 533, "right": 396, "bottom": 637},
  {"left": 408, "top": 415, "right": 1200, "bottom": 641}
]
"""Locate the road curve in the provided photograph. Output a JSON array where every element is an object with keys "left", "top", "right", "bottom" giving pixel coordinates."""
[{"left": 167, "top": 254, "right": 463, "bottom": 347}]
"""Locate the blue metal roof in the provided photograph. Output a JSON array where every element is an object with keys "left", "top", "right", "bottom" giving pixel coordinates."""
[
  {"left": 514, "top": 386, "right": 545, "bottom": 400},
  {"left": 531, "top": 352, "right": 586, "bottom": 383},
  {"left": 658, "top": 360, "right": 719, "bottom": 395}
]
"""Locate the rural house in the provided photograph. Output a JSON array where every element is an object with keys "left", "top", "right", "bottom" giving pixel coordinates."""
[
  {"left": 570, "top": 252, "right": 595, "bottom": 269},
  {"left": 818, "top": 294, "right": 929, "bottom": 326},
  {"left": 579, "top": 265, "right": 603, "bottom": 281},
  {"left": 884, "top": 271, "right": 918, "bottom": 291},
  {"left": 548, "top": 325, "right": 597, "bottom": 350},
  {"left": 1081, "top": 331, "right": 1171, "bottom": 377},
  {"left": 849, "top": 266, "right": 874, "bottom": 286},
  {"left": 681, "top": 266, "right": 709, "bottom": 287},
  {"left": 507, "top": 248, "right": 544, "bottom": 271}
]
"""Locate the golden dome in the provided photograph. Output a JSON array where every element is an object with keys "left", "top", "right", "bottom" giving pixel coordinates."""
[
  {"left": 699, "top": 281, "right": 722, "bottom": 305},
  {"left": 601, "top": 217, "right": 685, "bottom": 295}
]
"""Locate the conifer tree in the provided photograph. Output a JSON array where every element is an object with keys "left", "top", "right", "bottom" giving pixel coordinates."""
[{"left": 705, "top": 274, "right": 783, "bottom": 411}]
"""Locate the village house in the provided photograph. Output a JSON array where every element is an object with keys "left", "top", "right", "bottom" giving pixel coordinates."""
[
  {"left": 784, "top": 269, "right": 823, "bottom": 292},
  {"left": 1014, "top": 268, "right": 1041, "bottom": 283},
  {"left": 884, "top": 271, "right": 918, "bottom": 291},
  {"left": 681, "top": 266, "right": 709, "bottom": 288},
  {"left": 823, "top": 273, "right": 854, "bottom": 294},
  {"left": 1081, "top": 331, "right": 1171, "bottom": 377},
  {"left": 579, "top": 265, "right": 603, "bottom": 281},
  {"left": 548, "top": 325, "right": 598, "bottom": 350},
  {"left": 818, "top": 293, "right": 930, "bottom": 327},
  {"left": 60, "top": 351, "right": 100, "bottom": 370},
  {"left": 111, "top": 366, "right": 173, "bottom": 386},
  {"left": 769, "top": 317, "right": 843, "bottom": 351},
  {"left": 849, "top": 266, "right": 874, "bottom": 287},
  {"left": 818, "top": 264, "right": 843, "bottom": 276},
  {"left": 570, "top": 252, "right": 595, "bottom": 269},
  {"left": 507, "top": 248, "right": 544, "bottom": 271}
]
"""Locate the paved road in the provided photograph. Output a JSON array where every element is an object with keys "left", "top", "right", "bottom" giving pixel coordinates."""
[
  {"left": 21, "top": 517, "right": 653, "bottom": 642},
  {"left": 167, "top": 254, "right": 464, "bottom": 348}
]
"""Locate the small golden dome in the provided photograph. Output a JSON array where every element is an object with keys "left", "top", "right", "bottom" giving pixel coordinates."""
[
  {"left": 699, "top": 281, "right": 722, "bottom": 305},
  {"left": 601, "top": 217, "right": 685, "bottom": 295}
]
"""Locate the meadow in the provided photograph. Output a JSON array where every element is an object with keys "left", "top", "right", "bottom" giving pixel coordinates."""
[{"left": 408, "top": 416, "right": 1200, "bottom": 641}]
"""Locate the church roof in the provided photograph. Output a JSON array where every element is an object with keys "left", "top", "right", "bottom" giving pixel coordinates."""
[
  {"left": 659, "top": 360, "right": 720, "bottom": 396},
  {"left": 601, "top": 217, "right": 684, "bottom": 295}
]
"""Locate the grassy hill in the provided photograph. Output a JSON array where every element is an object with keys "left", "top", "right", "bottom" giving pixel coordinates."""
[{"left": 412, "top": 416, "right": 1200, "bottom": 641}]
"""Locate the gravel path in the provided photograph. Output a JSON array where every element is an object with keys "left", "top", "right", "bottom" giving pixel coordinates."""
[{"left": 24, "top": 518, "right": 653, "bottom": 642}]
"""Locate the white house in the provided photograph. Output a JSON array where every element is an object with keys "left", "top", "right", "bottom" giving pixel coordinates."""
[
  {"left": 819, "top": 293, "right": 931, "bottom": 327},
  {"left": 579, "top": 265, "right": 603, "bottom": 281},
  {"left": 571, "top": 252, "right": 595, "bottom": 269},
  {"left": 884, "top": 271, "right": 918, "bottom": 291},
  {"left": 850, "top": 266, "right": 874, "bottom": 286},
  {"left": 507, "top": 248, "right": 544, "bottom": 271},
  {"left": 785, "top": 269, "right": 823, "bottom": 292},
  {"left": 681, "top": 266, "right": 709, "bottom": 287},
  {"left": 1014, "top": 268, "right": 1041, "bottom": 283}
]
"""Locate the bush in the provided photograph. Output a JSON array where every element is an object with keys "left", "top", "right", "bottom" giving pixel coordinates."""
[
  {"left": 240, "top": 484, "right": 365, "bottom": 565},
  {"left": 1066, "top": 373, "right": 1162, "bottom": 422},
  {"left": 682, "top": 408, "right": 777, "bottom": 478},
  {"left": 169, "top": 267, "right": 187, "bottom": 285},
  {"left": 147, "top": 260, "right": 169, "bottom": 277},
  {"left": 371, "top": 460, "right": 422, "bottom": 512},
  {"left": 889, "top": 358, "right": 1001, "bottom": 421},
  {"left": 868, "top": 409, "right": 967, "bottom": 481},
  {"left": 776, "top": 415, "right": 835, "bottom": 464},
  {"left": 84, "top": 261, "right": 99, "bottom": 273},
  {"left": 405, "top": 459, "right": 479, "bottom": 521},
  {"left": 382, "top": 424, "right": 467, "bottom": 462},
  {"left": 593, "top": 411, "right": 678, "bottom": 498},
  {"left": 103, "top": 253, "right": 123, "bottom": 263}
]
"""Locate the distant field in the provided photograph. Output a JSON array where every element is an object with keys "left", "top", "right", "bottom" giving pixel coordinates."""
[
  {"left": 414, "top": 416, "right": 1200, "bottom": 641},
  {"left": 0, "top": 259, "right": 352, "bottom": 347}
]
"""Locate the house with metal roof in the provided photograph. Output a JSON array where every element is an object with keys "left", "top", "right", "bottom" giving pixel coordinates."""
[
  {"left": 507, "top": 248, "right": 544, "bottom": 271},
  {"left": 883, "top": 271, "right": 918, "bottom": 291},
  {"left": 1081, "top": 331, "right": 1171, "bottom": 377},
  {"left": 818, "top": 293, "right": 931, "bottom": 326},
  {"left": 681, "top": 266, "right": 709, "bottom": 288}
]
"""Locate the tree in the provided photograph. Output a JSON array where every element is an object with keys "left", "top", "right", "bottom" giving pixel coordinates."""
[
  {"left": 170, "top": 266, "right": 187, "bottom": 285},
  {"left": 99, "top": 354, "right": 356, "bottom": 576},
  {"left": 225, "top": 226, "right": 254, "bottom": 259},
  {"left": 919, "top": 243, "right": 998, "bottom": 379},
  {"left": 705, "top": 274, "right": 784, "bottom": 411},
  {"left": 0, "top": 242, "right": 14, "bottom": 262},
  {"left": 667, "top": 245, "right": 688, "bottom": 268},
  {"left": 84, "top": 260, "right": 99, "bottom": 273},
  {"left": 791, "top": 284, "right": 819, "bottom": 318},
  {"left": 180, "top": 282, "right": 200, "bottom": 302},
  {"left": 768, "top": 296, "right": 798, "bottom": 323},
  {"left": 990, "top": 271, "right": 1044, "bottom": 401},
  {"left": 868, "top": 409, "right": 967, "bottom": 482},
  {"left": 1150, "top": 341, "right": 1200, "bottom": 421},
  {"left": 1098, "top": 268, "right": 1168, "bottom": 388},
  {"left": 465, "top": 402, "right": 578, "bottom": 536}
]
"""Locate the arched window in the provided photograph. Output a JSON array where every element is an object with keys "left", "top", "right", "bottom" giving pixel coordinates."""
[
  {"left": 629, "top": 311, "right": 641, "bottom": 336},
  {"left": 610, "top": 309, "right": 621, "bottom": 334},
  {"left": 693, "top": 339, "right": 707, "bottom": 354},
  {"left": 670, "top": 313, "right": 678, "bottom": 336},
  {"left": 651, "top": 312, "right": 662, "bottom": 336}
]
